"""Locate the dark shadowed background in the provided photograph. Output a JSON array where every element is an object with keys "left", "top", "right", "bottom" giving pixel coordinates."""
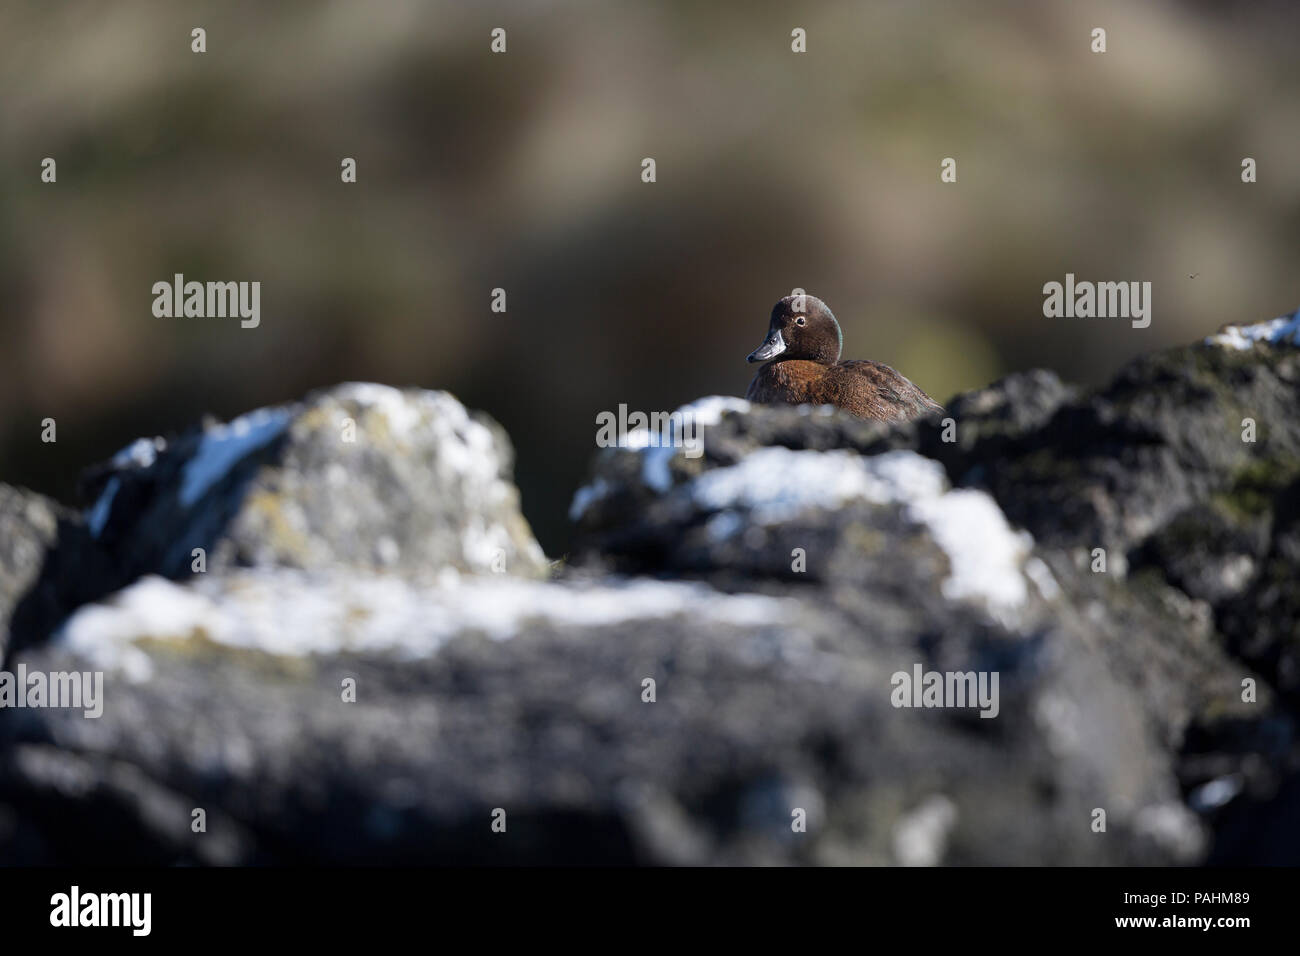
[{"left": 2, "top": 0, "right": 1298, "bottom": 554}]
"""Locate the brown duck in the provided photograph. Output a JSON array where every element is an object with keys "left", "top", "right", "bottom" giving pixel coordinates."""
[{"left": 745, "top": 294, "right": 943, "bottom": 422}]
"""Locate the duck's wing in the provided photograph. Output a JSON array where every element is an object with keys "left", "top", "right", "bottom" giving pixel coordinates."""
[
  {"left": 836, "top": 360, "right": 944, "bottom": 421},
  {"left": 743, "top": 369, "right": 768, "bottom": 403}
]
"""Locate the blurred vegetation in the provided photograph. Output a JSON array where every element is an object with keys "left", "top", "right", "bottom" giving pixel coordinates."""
[{"left": 2, "top": 0, "right": 1298, "bottom": 553}]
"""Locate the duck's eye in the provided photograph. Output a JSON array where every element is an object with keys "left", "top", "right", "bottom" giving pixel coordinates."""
[{"left": 795, "top": 316, "right": 806, "bottom": 326}]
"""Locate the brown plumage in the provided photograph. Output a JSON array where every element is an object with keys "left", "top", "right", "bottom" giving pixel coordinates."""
[{"left": 744, "top": 294, "right": 943, "bottom": 423}]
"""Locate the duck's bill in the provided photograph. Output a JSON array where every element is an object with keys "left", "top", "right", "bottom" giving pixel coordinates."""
[{"left": 747, "top": 329, "right": 786, "bottom": 363}]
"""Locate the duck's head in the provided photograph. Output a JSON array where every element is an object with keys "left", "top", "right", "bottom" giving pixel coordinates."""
[{"left": 746, "top": 294, "right": 843, "bottom": 366}]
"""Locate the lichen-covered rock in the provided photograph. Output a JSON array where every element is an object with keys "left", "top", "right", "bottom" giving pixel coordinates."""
[
  {"left": 0, "top": 563, "right": 1200, "bottom": 865},
  {"left": 2, "top": 313, "right": 1299, "bottom": 865},
  {"left": 562, "top": 310, "right": 1300, "bottom": 865},
  {"left": 80, "top": 383, "right": 549, "bottom": 583}
]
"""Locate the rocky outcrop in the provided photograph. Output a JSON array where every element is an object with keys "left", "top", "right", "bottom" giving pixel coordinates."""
[
  {"left": 77, "top": 383, "right": 549, "bottom": 583},
  {"left": 1, "top": 317, "right": 1298, "bottom": 865}
]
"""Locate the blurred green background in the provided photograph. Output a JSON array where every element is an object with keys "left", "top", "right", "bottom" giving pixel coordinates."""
[{"left": 2, "top": 0, "right": 1298, "bottom": 554}]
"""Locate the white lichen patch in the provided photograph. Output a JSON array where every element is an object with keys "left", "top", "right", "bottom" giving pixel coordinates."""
[
  {"left": 676, "top": 395, "right": 752, "bottom": 426},
  {"left": 332, "top": 382, "right": 428, "bottom": 438},
  {"left": 314, "top": 384, "right": 546, "bottom": 569},
  {"left": 1132, "top": 802, "right": 1206, "bottom": 863},
  {"left": 691, "top": 448, "right": 946, "bottom": 523},
  {"left": 907, "top": 487, "right": 1033, "bottom": 614},
  {"left": 569, "top": 395, "right": 752, "bottom": 517},
  {"left": 892, "top": 795, "right": 958, "bottom": 866},
  {"left": 1206, "top": 308, "right": 1300, "bottom": 350},
  {"left": 53, "top": 569, "right": 798, "bottom": 681},
  {"left": 690, "top": 448, "right": 1037, "bottom": 623},
  {"left": 637, "top": 396, "right": 751, "bottom": 493},
  {"left": 55, "top": 576, "right": 211, "bottom": 681},
  {"left": 331, "top": 383, "right": 506, "bottom": 486},
  {"left": 460, "top": 515, "right": 520, "bottom": 571}
]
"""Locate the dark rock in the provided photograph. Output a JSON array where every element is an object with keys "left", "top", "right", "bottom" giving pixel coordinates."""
[{"left": 0, "top": 485, "right": 119, "bottom": 660}]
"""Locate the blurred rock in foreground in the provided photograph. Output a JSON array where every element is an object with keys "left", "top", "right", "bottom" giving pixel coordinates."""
[{"left": 2, "top": 315, "right": 1300, "bottom": 865}]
